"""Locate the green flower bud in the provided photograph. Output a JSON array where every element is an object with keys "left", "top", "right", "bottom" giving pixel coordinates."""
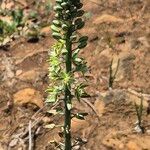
[
  {"left": 61, "top": 2, "right": 68, "bottom": 8},
  {"left": 56, "top": 0, "right": 63, "bottom": 3},
  {"left": 54, "top": 5, "right": 63, "bottom": 11},
  {"left": 79, "top": 36, "right": 88, "bottom": 42},
  {"left": 52, "top": 32, "right": 62, "bottom": 40},
  {"left": 75, "top": 3, "right": 83, "bottom": 9},
  {"left": 52, "top": 20, "right": 61, "bottom": 27},
  {"left": 51, "top": 25, "right": 60, "bottom": 32},
  {"left": 76, "top": 10, "right": 84, "bottom": 17},
  {"left": 76, "top": 21, "right": 85, "bottom": 30},
  {"left": 78, "top": 41, "right": 87, "bottom": 49},
  {"left": 70, "top": 35, "right": 77, "bottom": 41},
  {"left": 65, "top": 10, "right": 70, "bottom": 14},
  {"left": 75, "top": 18, "right": 82, "bottom": 24},
  {"left": 72, "top": 0, "right": 80, "bottom": 5},
  {"left": 62, "top": 24, "right": 68, "bottom": 31}
]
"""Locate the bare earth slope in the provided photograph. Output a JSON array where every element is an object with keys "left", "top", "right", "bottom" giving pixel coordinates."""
[{"left": 0, "top": 0, "right": 150, "bottom": 149}]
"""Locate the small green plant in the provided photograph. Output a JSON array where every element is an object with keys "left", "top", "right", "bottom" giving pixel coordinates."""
[
  {"left": 0, "top": 8, "right": 24, "bottom": 46},
  {"left": 134, "top": 96, "right": 144, "bottom": 133},
  {"left": 45, "top": 0, "right": 53, "bottom": 15},
  {"left": 109, "top": 58, "right": 120, "bottom": 89},
  {"left": 11, "top": 8, "right": 24, "bottom": 26},
  {"left": 46, "top": 0, "right": 89, "bottom": 149}
]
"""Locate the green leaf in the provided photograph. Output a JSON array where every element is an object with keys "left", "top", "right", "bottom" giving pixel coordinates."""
[
  {"left": 74, "top": 57, "right": 82, "bottom": 63},
  {"left": 56, "top": 0, "right": 63, "bottom": 3},
  {"left": 74, "top": 61, "right": 88, "bottom": 74},
  {"left": 52, "top": 20, "right": 61, "bottom": 27},
  {"left": 61, "top": 2, "right": 68, "bottom": 7},
  {"left": 75, "top": 83, "right": 88, "bottom": 101},
  {"left": 62, "top": 24, "right": 68, "bottom": 31},
  {"left": 46, "top": 95, "right": 56, "bottom": 103},
  {"left": 70, "top": 35, "right": 77, "bottom": 41},
  {"left": 72, "top": 48, "right": 80, "bottom": 58},
  {"left": 54, "top": 5, "right": 63, "bottom": 11},
  {"left": 52, "top": 32, "right": 62, "bottom": 40},
  {"left": 51, "top": 25, "right": 60, "bottom": 32}
]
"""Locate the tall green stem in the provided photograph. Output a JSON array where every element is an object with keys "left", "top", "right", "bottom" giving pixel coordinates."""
[
  {"left": 64, "top": 27, "right": 72, "bottom": 150},
  {"left": 48, "top": 1, "right": 88, "bottom": 149}
]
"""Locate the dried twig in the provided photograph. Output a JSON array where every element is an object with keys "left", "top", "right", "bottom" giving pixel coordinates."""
[
  {"left": 127, "top": 88, "right": 150, "bottom": 100},
  {"left": 28, "top": 120, "right": 32, "bottom": 150},
  {"left": 82, "top": 99, "right": 100, "bottom": 120}
]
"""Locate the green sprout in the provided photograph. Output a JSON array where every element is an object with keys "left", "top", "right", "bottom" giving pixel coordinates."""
[
  {"left": 47, "top": 0, "right": 89, "bottom": 149},
  {"left": 134, "top": 96, "right": 144, "bottom": 133}
]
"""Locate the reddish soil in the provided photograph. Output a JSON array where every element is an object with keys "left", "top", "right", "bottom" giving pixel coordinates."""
[{"left": 0, "top": 0, "right": 150, "bottom": 150}]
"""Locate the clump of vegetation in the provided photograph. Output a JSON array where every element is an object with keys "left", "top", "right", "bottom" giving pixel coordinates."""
[
  {"left": 0, "top": 8, "right": 24, "bottom": 46},
  {"left": 46, "top": 0, "right": 89, "bottom": 149},
  {"left": 0, "top": 3, "right": 53, "bottom": 46}
]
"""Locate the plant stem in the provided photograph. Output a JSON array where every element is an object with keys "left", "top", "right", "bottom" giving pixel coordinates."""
[{"left": 64, "top": 27, "right": 72, "bottom": 150}]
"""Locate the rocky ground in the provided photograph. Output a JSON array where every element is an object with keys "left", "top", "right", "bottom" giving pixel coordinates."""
[{"left": 0, "top": 0, "right": 150, "bottom": 150}]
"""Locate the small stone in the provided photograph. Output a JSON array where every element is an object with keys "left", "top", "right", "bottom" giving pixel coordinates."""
[
  {"left": 13, "top": 88, "right": 44, "bottom": 108},
  {"left": 16, "top": 70, "right": 23, "bottom": 76},
  {"left": 0, "top": 143, "right": 6, "bottom": 150},
  {"left": 9, "top": 139, "right": 18, "bottom": 147},
  {"left": 42, "top": 117, "right": 52, "bottom": 124},
  {"left": 71, "top": 118, "right": 89, "bottom": 133},
  {"left": 93, "top": 14, "right": 123, "bottom": 24},
  {"left": 127, "top": 141, "right": 141, "bottom": 150},
  {"left": 146, "top": 130, "right": 150, "bottom": 135},
  {"left": 94, "top": 99, "right": 105, "bottom": 117},
  {"left": 41, "top": 26, "right": 51, "bottom": 35},
  {"left": 18, "top": 70, "right": 38, "bottom": 82}
]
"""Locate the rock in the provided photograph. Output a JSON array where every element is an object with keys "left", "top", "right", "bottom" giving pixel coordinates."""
[
  {"left": 127, "top": 141, "right": 141, "bottom": 150},
  {"left": 1, "top": 1, "right": 14, "bottom": 10},
  {"left": 138, "top": 36, "right": 149, "bottom": 48},
  {"left": 102, "top": 131, "right": 125, "bottom": 150},
  {"left": 9, "top": 139, "right": 18, "bottom": 147},
  {"left": 81, "top": 27, "right": 98, "bottom": 42},
  {"left": 41, "top": 26, "right": 51, "bottom": 35},
  {"left": 113, "top": 53, "right": 135, "bottom": 81},
  {"left": 0, "top": 16, "right": 12, "bottom": 24},
  {"left": 1, "top": 55, "right": 15, "bottom": 80},
  {"left": 94, "top": 99, "right": 105, "bottom": 117},
  {"left": 17, "top": 70, "right": 39, "bottom": 82},
  {"left": 102, "top": 89, "right": 126, "bottom": 104},
  {"left": 93, "top": 14, "right": 123, "bottom": 25},
  {"left": 13, "top": 88, "right": 44, "bottom": 108},
  {"left": 42, "top": 117, "right": 52, "bottom": 124},
  {"left": 71, "top": 118, "right": 89, "bottom": 133},
  {"left": 16, "top": 70, "right": 23, "bottom": 76},
  {"left": 0, "top": 143, "right": 7, "bottom": 150}
]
